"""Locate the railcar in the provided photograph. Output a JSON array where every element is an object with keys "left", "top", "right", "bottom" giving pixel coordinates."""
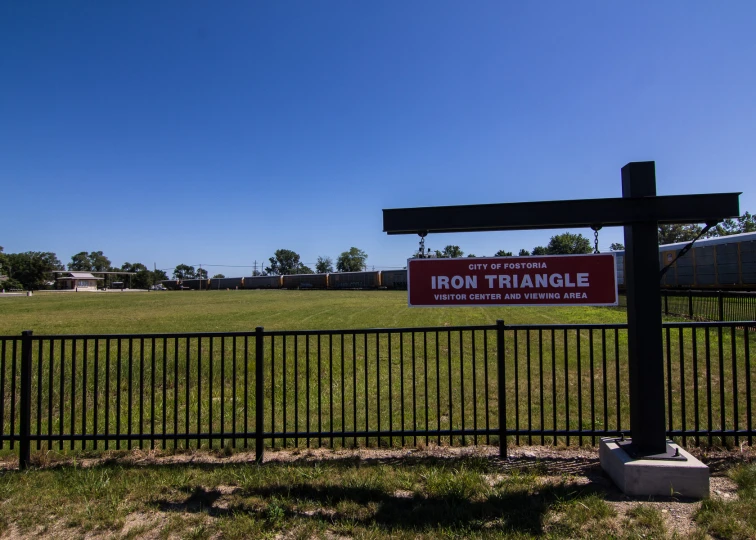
[
  {"left": 243, "top": 275, "right": 283, "bottom": 289},
  {"left": 281, "top": 273, "right": 329, "bottom": 289},
  {"left": 380, "top": 269, "right": 408, "bottom": 289},
  {"left": 329, "top": 271, "right": 380, "bottom": 289},
  {"left": 615, "top": 231, "right": 756, "bottom": 289},
  {"left": 209, "top": 277, "right": 244, "bottom": 290},
  {"left": 180, "top": 278, "right": 210, "bottom": 290},
  {"left": 160, "top": 280, "right": 181, "bottom": 291}
]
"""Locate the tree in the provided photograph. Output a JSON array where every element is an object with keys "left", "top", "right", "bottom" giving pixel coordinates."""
[
  {"left": 467, "top": 253, "right": 477, "bottom": 257},
  {"left": 658, "top": 224, "right": 702, "bottom": 245},
  {"left": 152, "top": 269, "right": 168, "bottom": 282},
  {"left": 67, "top": 251, "right": 112, "bottom": 272},
  {"left": 336, "top": 247, "right": 368, "bottom": 272},
  {"left": 120, "top": 262, "right": 141, "bottom": 273},
  {"left": 196, "top": 268, "right": 208, "bottom": 279},
  {"left": 212, "top": 273, "right": 225, "bottom": 279},
  {"left": 707, "top": 211, "right": 756, "bottom": 237},
  {"left": 173, "top": 264, "right": 196, "bottom": 280},
  {"left": 609, "top": 243, "right": 625, "bottom": 251},
  {"left": 298, "top": 264, "right": 314, "bottom": 274},
  {"left": 88, "top": 251, "right": 111, "bottom": 272},
  {"left": 657, "top": 212, "right": 754, "bottom": 245},
  {"left": 532, "top": 246, "right": 548, "bottom": 255},
  {"left": 5, "top": 251, "right": 63, "bottom": 290},
  {"left": 266, "top": 249, "right": 302, "bottom": 275},
  {"left": 119, "top": 262, "right": 150, "bottom": 289},
  {"left": 544, "top": 232, "right": 591, "bottom": 255},
  {"left": 0, "top": 246, "right": 21, "bottom": 289},
  {"left": 440, "top": 245, "right": 464, "bottom": 258},
  {"left": 518, "top": 249, "right": 530, "bottom": 256},
  {"left": 494, "top": 250, "right": 513, "bottom": 257},
  {"left": 68, "top": 251, "right": 92, "bottom": 271},
  {"left": 316, "top": 256, "right": 334, "bottom": 274}
]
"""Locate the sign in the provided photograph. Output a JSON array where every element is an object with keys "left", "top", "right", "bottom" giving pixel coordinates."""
[{"left": 407, "top": 254, "right": 617, "bottom": 307}]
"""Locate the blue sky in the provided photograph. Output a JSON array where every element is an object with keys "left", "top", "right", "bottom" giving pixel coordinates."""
[{"left": 2, "top": 1, "right": 754, "bottom": 275}]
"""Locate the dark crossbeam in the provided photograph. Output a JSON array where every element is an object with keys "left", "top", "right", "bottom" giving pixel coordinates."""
[
  {"left": 383, "top": 193, "right": 740, "bottom": 234},
  {"left": 383, "top": 161, "right": 740, "bottom": 455}
]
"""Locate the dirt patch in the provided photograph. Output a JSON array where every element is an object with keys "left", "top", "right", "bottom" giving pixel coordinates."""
[{"left": 119, "top": 511, "right": 165, "bottom": 539}]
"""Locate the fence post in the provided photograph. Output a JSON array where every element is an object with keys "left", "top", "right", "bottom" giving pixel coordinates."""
[
  {"left": 255, "top": 326, "right": 264, "bottom": 464},
  {"left": 688, "top": 290, "right": 694, "bottom": 319},
  {"left": 718, "top": 291, "right": 724, "bottom": 321},
  {"left": 496, "top": 320, "right": 507, "bottom": 459},
  {"left": 19, "top": 330, "right": 33, "bottom": 470}
]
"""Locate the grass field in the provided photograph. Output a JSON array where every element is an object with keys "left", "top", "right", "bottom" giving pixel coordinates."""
[
  {"left": 0, "top": 289, "right": 629, "bottom": 335},
  {"left": 1, "top": 290, "right": 753, "bottom": 459},
  {"left": 1, "top": 291, "right": 755, "bottom": 538}
]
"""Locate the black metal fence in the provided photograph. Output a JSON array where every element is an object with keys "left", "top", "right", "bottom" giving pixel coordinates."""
[
  {"left": 1, "top": 321, "right": 754, "bottom": 468},
  {"left": 617, "top": 290, "right": 756, "bottom": 321},
  {"left": 661, "top": 290, "right": 756, "bottom": 322}
]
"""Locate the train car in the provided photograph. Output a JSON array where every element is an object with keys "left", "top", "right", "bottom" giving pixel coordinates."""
[
  {"left": 329, "top": 271, "right": 380, "bottom": 289},
  {"left": 243, "top": 275, "right": 283, "bottom": 289},
  {"left": 614, "top": 253, "right": 625, "bottom": 287},
  {"left": 208, "top": 277, "right": 244, "bottom": 290},
  {"left": 616, "top": 231, "right": 756, "bottom": 290},
  {"left": 659, "top": 231, "right": 756, "bottom": 289},
  {"left": 282, "top": 273, "right": 329, "bottom": 289},
  {"left": 380, "top": 269, "right": 408, "bottom": 289},
  {"left": 160, "top": 279, "right": 181, "bottom": 290},
  {"left": 180, "top": 278, "right": 210, "bottom": 290}
]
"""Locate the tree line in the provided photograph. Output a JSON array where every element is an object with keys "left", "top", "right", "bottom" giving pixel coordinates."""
[
  {"left": 2, "top": 213, "right": 754, "bottom": 289},
  {"left": 166, "top": 247, "right": 369, "bottom": 280},
  {"left": 260, "top": 247, "right": 369, "bottom": 276},
  {"left": 0, "top": 249, "right": 167, "bottom": 291},
  {"left": 417, "top": 232, "right": 602, "bottom": 259},
  {"left": 657, "top": 212, "right": 755, "bottom": 244}
]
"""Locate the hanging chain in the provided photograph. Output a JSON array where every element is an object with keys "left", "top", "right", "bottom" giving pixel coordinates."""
[
  {"left": 417, "top": 231, "right": 428, "bottom": 258},
  {"left": 591, "top": 225, "right": 602, "bottom": 254}
]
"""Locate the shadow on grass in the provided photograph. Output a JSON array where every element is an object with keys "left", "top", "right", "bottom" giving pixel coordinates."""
[
  {"left": 138, "top": 454, "right": 611, "bottom": 535},
  {"left": 153, "top": 481, "right": 605, "bottom": 535}
]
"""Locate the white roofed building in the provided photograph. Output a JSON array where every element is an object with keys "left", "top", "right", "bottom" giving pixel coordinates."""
[{"left": 56, "top": 272, "right": 104, "bottom": 291}]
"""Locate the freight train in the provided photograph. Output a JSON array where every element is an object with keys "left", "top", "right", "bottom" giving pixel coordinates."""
[
  {"left": 162, "top": 232, "right": 756, "bottom": 292},
  {"left": 616, "top": 231, "right": 756, "bottom": 290},
  {"left": 161, "top": 270, "right": 408, "bottom": 291}
]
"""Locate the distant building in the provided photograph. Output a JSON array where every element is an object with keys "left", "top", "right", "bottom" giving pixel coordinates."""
[{"left": 56, "top": 272, "right": 104, "bottom": 291}]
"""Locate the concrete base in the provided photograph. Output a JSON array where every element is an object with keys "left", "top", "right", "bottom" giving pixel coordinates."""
[{"left": 599, "top": 437, "right": 709, "bottom": 499}]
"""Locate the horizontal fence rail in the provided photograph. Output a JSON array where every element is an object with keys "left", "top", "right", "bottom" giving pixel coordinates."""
[{"left": 1, "top": 321, "right": 754, "bottom": 468}]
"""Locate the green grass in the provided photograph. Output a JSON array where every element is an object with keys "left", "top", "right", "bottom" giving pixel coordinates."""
[
  {"left": 0, "top": 291, "right": 754, "bottom": 538},
  {"left": 0, "top": 289, "right": 628, "bottom": 335},
  {"left": 1, "top": 290, "right": 754, "bottom": 458},
  {"left": 0, "top": 453, "right": 639, "bottom": 539},
  {"left": 695, "top": 463, "right": 756, "bottom": 539}
]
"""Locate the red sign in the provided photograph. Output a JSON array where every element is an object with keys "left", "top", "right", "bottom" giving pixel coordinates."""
[{"left": 407, "top": 254, "right": 617, "bottom": 307}]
